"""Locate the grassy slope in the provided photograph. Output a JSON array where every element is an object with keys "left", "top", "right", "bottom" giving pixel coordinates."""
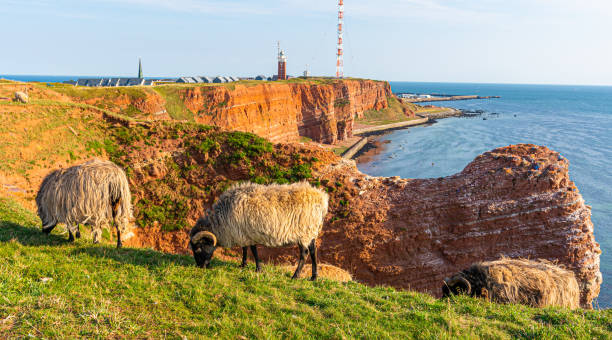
[
  {"left": 0, "top": 101, "right": 110, "bottom": 177},
  {"left": 1, "top": 198, "right": 610, "bottom": 339},
  {"left": 357, "top": 96, "right": 451, "bottom": 126}
]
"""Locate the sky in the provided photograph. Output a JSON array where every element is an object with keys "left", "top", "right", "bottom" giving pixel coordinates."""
[{"left": 2, "top": 0, "right": 612, "bottom": 85}]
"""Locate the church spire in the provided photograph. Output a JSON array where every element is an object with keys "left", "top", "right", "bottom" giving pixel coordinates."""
[{"left": 138, "top": 58, "right": 143, "bottom": 79}]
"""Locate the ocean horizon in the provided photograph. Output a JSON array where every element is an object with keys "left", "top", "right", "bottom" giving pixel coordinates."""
[{"left": 4, "top": 74, "right": 612, "bottom": 89}]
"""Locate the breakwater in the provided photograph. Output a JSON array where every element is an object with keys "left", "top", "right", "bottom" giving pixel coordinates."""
[{"left": 399, "top": 94, "right": 500, "bottom": 103}]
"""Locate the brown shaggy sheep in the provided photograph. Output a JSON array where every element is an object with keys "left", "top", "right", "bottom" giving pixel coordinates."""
[{"left": 442, "top": 258, "right": 581, "bottom": 309}]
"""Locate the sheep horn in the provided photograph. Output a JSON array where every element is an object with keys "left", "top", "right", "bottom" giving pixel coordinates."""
[
  {"left": 192, "top": 231, "right": 217, "bottom": 246},
  {"left": 447, "top": 276, "right": 471, "bottom": 295}
]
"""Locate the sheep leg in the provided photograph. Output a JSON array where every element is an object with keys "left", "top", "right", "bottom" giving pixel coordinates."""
[
  {"left": 240, "top": 247, "right": 248, "bottom": 268},
  {"left": 308, "top": 239, "right": 317, "bottom": 281},
  {"left": 250, "top": 245, "right": 261, "bottom": 272},
  {"left": 75, "top": 226, "right": 81, "bottom": 239},
  {"left": 292, "top": 244, "right": 308, "bottom": 279},
  {"left": 42, "top": 223, "right": 56, "bottom": 234},
  {"left": 68, "top": 228, "right": 75, "bottom": 242},
  {"left": 91, "top": 226, "right": 102, "bottom": 244},
  {"left": 115, "top": 223, "right": 122, "bottom": 249}
]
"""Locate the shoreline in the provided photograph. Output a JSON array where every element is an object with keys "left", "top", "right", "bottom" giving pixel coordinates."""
[
  {"left": 341, "top": 108, "right": 462, "bottom": 160},
  {"left": 400, "top": 95, "right": 500, "bottom": 103}
]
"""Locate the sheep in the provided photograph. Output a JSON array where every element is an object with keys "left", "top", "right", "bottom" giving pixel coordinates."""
[
  {"left": 442, "top": 258, "right": 581, "bottom": 309},
  {"left": 189, "top": 181, "right": 329, "bottom": 280},
  {"left": 35, "top": 159, "right": 133, "bottom": 248},
  {"left": 14, "top": 91, "right": 28, "bottom": 103}
]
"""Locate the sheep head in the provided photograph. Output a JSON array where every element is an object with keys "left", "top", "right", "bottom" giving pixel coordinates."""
[
  {"left": 442, "top": 275, "right": 472, "bottom": 297},
  {"left": 190, "top": 229, "right": 218, "bottom": 269}
]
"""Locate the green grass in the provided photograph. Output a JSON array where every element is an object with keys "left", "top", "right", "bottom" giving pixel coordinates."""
[
  {"left": 152, "top": 86, "right": 194, "bottom": 121},
  {"left": 50, "top": 84, "right": 150, "bottom": 101},
  {"left": 357, "top": 96, "right": 419, "bottom": 126},
  {"left": 1, "top": 197, "right": 610, "bottom": 338},
  {"left": 0, "top": 102, "right": 109, "bottom": 179},
  {"left": 332, "top": 146, "right": 349, "bottom": 156}
]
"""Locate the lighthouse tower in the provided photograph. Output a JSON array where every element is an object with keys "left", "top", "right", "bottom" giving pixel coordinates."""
[{"left": 277, "top": 43, "right": 287, "bottom": 81}]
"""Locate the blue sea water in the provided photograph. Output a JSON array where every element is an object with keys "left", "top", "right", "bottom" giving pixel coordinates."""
[
  {"left": 0, "top": 75, "right": 81, "bottom": 83},
  {"left": 0, "top": 75, "right": 170, "bottom": 83},
  {"left": 358, "top": 82, "right": 612, "bottom": 308}
]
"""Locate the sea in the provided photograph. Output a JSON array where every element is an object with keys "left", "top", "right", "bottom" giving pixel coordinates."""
[
  {"left": 358, "top": 82, "right": 612, "bottom": 308},
  {"left": 0, "top": 75, "right": 82, "bottom": 83},
  {"left": 3, "top": 75, "right": 610, "bottom": 307}
]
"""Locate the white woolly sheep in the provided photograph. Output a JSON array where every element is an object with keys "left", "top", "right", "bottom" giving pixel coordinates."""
[
  {"left": 14, "top": 91, "right": 28, "bottom": 103},
  {"left": 189, "top": 181, "right": 329, "bottom": 280},
  {"left": 36, "top": 159, "right": 133, "bottom": 248},
  {"left": 442, "top": 258, "right": 581, "bottom": 309}
]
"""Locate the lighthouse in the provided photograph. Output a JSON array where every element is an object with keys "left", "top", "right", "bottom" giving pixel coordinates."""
[{"left": 277, "top": 43, "right": 287, "bottom": 81}]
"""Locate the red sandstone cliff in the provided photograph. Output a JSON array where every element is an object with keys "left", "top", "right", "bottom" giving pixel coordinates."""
[
  {"left": 58, "top": 80, "right": 391, "bottom": 144},
  {"left": 178, "top": 79, "right": 390, "bottom": 143}
]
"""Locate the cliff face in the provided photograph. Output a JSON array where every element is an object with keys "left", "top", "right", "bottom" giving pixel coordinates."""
[
  {"left": 181, "top": 80, "right": 391, "bottom": 143},
  {"left": 55, "top": 80, "right": 391, "bottom": 144},
  {"left": 255, "top": 144, "right": 602, "bottom": 308}
]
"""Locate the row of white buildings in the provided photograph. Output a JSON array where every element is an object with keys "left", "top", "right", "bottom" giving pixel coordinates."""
[{"left": 63, "top": 75, "right": 281, "bottom": 87}]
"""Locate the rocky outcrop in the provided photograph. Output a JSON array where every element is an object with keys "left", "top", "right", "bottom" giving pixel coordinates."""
[
  {"left": 182, "top": 80, "right": 391, "bottom": 143},
  {"left": 256, "top": 144, "right": 602, "bottom": 308}
]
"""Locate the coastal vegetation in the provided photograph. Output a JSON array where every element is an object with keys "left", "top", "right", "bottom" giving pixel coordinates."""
[
  {"left": 357, "top": 96, "right": 451, "bottom": 126},
  {"left": 152, "top": 85, "right": 194, "bottom": 121},
  {"left": 1, "top": 198, "right": 611, "bottom": 338},
  {"left": 358, "top": 96, "right": 422, "bottom": 125}
]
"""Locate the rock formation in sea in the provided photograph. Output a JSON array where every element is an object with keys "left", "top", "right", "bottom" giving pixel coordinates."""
[{"left": 256, "top": 144, "right": 602, "bottom": 308}]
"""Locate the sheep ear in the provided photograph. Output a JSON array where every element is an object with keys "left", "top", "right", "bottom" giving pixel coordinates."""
[
  {"left": 192, "top": 231, "right": 217, "bottom": 246},
  {"left": 481, "top": 288, "right": 489, "bottom": 300}
]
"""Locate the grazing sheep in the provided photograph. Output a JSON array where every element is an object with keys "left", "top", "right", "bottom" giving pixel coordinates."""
[
  {"left": 14, "top": 91, "right": 28, "bottom": 103},
  {"left": 442, "top": 258, "right": 580, "bottom": 309},
  {"left": 36, "top": 159, "right": 133, "bottom": 248},
  {"left": 189, "top": 181, "right": 328, "bottom": 280}
]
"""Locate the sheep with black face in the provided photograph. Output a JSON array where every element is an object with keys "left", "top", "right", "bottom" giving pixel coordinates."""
[
  {"left": 442, "top": 258, "right": 581, "bottom": 309},
  {"left": 189, "top": 182, "right": 328, "bottom": 280}
]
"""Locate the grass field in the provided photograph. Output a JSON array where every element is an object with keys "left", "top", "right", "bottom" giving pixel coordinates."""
[
  {"left": 0, "top": 197, "right": 610, "bottom": 339},
  {"left": 357, "top": 97, "right": 453, "bottom": 126}
]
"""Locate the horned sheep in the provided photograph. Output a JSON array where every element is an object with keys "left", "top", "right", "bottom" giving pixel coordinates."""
[
  {"left": 442, "top": 258, "right": 581, "bottom": 309},
  {"left": 189, "top": 181, "right": 329, "bottom": 280},
  {"left": 35, "top": 159, "right": 133, "bottom": 248}
]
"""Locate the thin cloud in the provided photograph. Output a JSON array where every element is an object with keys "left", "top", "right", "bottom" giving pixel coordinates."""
[
  {"left": 281, "top": 0, "right": 501, "bottom": 22},
  {"left": 94, "top": 0, "right": 272, "bottom": 15}
]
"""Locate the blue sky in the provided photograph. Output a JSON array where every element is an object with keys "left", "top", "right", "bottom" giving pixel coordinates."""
[{"left": 2, "top": 0, "right": 612, "bottom": 85}]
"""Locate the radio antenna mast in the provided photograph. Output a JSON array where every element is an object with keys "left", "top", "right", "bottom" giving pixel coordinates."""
[{"left": 336, "top": 0, "right": 344, "bottom": 78}]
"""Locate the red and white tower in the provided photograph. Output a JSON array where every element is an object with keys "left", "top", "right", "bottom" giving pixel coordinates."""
[
  {"left": 336, "top": 0, "right": 344, "bottom": 78},
  {"left": 277, "top": 42, "right": 287, "bottom": 81}
]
